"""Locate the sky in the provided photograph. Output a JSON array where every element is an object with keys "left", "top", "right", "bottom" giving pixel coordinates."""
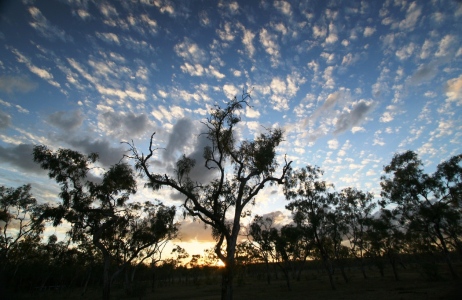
[{"left": 0, "top": 0, "right": 461, "bottom": 258}]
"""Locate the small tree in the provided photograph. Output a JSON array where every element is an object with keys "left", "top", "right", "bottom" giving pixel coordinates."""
[
  {"left": 248, "top": 215, "right": 277, "bottom": 285},
  {"left": 283, "top": 165, "right": 337, "bottom": 290},
  {"left": 249, "top": 216, "right": 307, "bottom": 290},
  {"left": 324, "top": 207, "right": 350, "bottom": 283},
  {"left": 365, "top": 209, "right": 405, "bottom": 280},
  {"left": 338, "top": 187, "right": 376, "bottom": 279},
  {"left": 0, "top": 184, "right": 44, "bottom": 268},
  {"left": 33, "top": 145, "right": 177, "bottom": 300},
  {"left": 126, "top": 94, "right": 292, "bottom": 300}
]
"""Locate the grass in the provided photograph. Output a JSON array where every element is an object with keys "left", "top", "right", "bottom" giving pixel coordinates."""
[{"left": 10, "top": 264, "right": 462, "bottom": 300}]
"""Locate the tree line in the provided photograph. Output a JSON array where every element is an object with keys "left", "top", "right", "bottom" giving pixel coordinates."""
[{"left": 1, "top": 95, "right": 461, "bottom": 300}]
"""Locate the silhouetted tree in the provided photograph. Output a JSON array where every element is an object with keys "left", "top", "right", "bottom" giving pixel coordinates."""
[
  {"left": 365, "top": 209, "right": 405, "bottom": 280},
  {"left": 0, "top": 184, "right": 44, "bottom": 265},
  {"left": 380, "top": 150, "right": 461, "bottom": 279},
  {"left": 33, "top": 145, "right": 177, "bottom": 300},
  {"left": 126, "top": 93, "right": 291, "bottom": 300},
  {"left": 338, "top": 187, "right": 376, "bottom": 279},
  {"left": 284, "top": 165, "right": 337, "bottom": 290},
  {"left": 248, "top": 215, "right": 277, "bottom": 285}
]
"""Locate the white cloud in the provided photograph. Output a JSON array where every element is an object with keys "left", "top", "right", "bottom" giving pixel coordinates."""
[
  {"left": 96, "top": 32, "right": 120, "bottom": 44},
  {"left": 351, "top": 126, "right": 365, "bottom": 133},
  {"left": 363, "top": 26, "right": 376, "bottom": 37},
  {"left": 174, "top": 38, "right": 207, "bottom": 64},
  {"left": 273, "top": 22, "right": 288, "bottom": 36},
  {"left": 323, "top": 66, "right": 335, "bottom": 89},
  {"left": 11, "top": 48, "right": 60, "bottom": 88},
  {"left": 240, "top": 26, "right": 256, "bottom": 57},
  {"left": 223, "top": 84, "right": 239, "bottom": 98},
  {"left": 270, "top": 77, "right": 286, "bottom": 94},
  {"left": 373, "top": 131, "right": 385, "bottom": 146},
  {"left": 312, "top": 25, "right": 327, "bottom": 38},
  {"left": 140, "top": 14, "right": 158, "bottom": 34},
  {"left": 380, "top": 105, "right": 396, "bottom": 123},
  {"left": 395, "top": 42, "right": 416, "bottom": 60},
  {"left": 325, "top": 22, "right": 338, "bottom": 44},
  {"left": 435, "top": 34, "right": 455, "bottom": 57},
  {"left": 321, "top": 52, "right": 335, "bottom": 64},
  {"left": 125, "top": 90, "right": 146, "bottom": 101},
  {"left": 445, "top": 75, "right": 462, "bottom": 105},
  {"left": 274, "top": 1, "right": 292, "bottom": 16},
  {"left": 217, "top": 22, "right": 236, "bottom": 42},
  {"left": 207, "top": 65, "right": 225, "bottom": 79},
  {"left": 399, "top": 2, "right": 422, "bottom": 31},
  {"left": 151, "top": 105, "right": 184, "bottom": 124},
  {"left": 420, "top": 39, "right": 433, "bottom": 59},
  {"left": 98, "top": 2, "right": 118, "bottom": 17},
  {"left": 246, "top": 121, "right": 260, "bottom": 132},
  {"left": 328, "top": 139, "right": 338, "bottom": 149},
  {"left": 259, "top": 28, "right": 280, "bottom": 66},
  {"left": 245, "top": 106, "right": 260, "bottom": 118},
  {"left": 28, "top": 6, "right": 71, "bottom": 42},
  {"left": 158, "top": 90, "right": 168, "bottom": 98},
  {"left": 180, "top": 63, "right": 205, "bottom": 76},
  {"left": 77, "top": 9, "right": 90, "bottom": 20}
]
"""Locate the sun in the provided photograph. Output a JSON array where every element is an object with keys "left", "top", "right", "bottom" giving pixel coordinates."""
[{"left": 217, "top": 260, "right": 225, "bottom": 268}]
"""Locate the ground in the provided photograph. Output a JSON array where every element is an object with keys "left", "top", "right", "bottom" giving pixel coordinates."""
[{"left": 11, "top": 263, "right": 462, "bottom": 300}]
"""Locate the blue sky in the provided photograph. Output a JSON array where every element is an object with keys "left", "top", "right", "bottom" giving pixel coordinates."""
[{"left": 0, "top": 0, "right": 461, "bottom": 256}]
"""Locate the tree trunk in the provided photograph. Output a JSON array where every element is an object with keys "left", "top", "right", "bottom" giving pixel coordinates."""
[
  {"left": 221, "top": 262, "right": 234, "bottom": 300},
  {"left": 275, "top": 261, "right": 291, "bottom": 291},
  {"left": 435, "top": 223, "right": 459, "bottom": 279},
  {"left": 102, "top": 255, "right": 111, "bottom": 300},
  {"left": 265, "top": 259, "right": 271, "bottom": 284},
  {"left": 81, "top": 266, "right": 92, "bottom": 296},
  {"left": 322, "top": 255, "right": 336, "bottom": 290},
  {"left": 387, "top": 251, "right": 399, "bottom": 281},
  {"left": 151, "top": 264, "right": 157, "bottom": 292},
  {"left": 338, "top": 261, "right": 349, "bottom": 283}
]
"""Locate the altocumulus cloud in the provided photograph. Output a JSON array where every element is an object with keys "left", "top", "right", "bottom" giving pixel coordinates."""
[{"left": 334, "top": 100, "right": 375, "bottom": 135}]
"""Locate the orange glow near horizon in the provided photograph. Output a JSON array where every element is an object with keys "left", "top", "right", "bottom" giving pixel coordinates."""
[{"left": 217, "top": 260, "right": 225, "bottom": 268}]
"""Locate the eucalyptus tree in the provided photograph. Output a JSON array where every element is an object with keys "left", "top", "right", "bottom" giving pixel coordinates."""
[
  {"left": 249, "top": 216, "right": 303, "bottom": 291},
  {"left": 324, "top": 208, "right": 350, "bottom": 283},
  {"left": 433, "top": 154, "right": 462, "bottom": 257},
  {"left": 0, "top": 184, "right": 44, "bottom": 267},
  {"left": 33, "top": 145, "right": 178, "bottom": 300},
  {"left": 0, "top": 184, "right": 44, "bottom": 294},
  {"left": 126, "top": 94, "right": 292, "bottom": 300},
  {"left": 283, "top": 165, "right": 337, "bottom": 290},
  {"left": 248, "top": 215, "right": 277, "bottom": 285},
  {"left": 380, "top": 150, "right": 461, "bottom": 279},
  {"left": 338, "top": 187, "right": 376, "bottom": 279},
  {"left": 365, "top": 209, "right": 405, "bottom": 281}
]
